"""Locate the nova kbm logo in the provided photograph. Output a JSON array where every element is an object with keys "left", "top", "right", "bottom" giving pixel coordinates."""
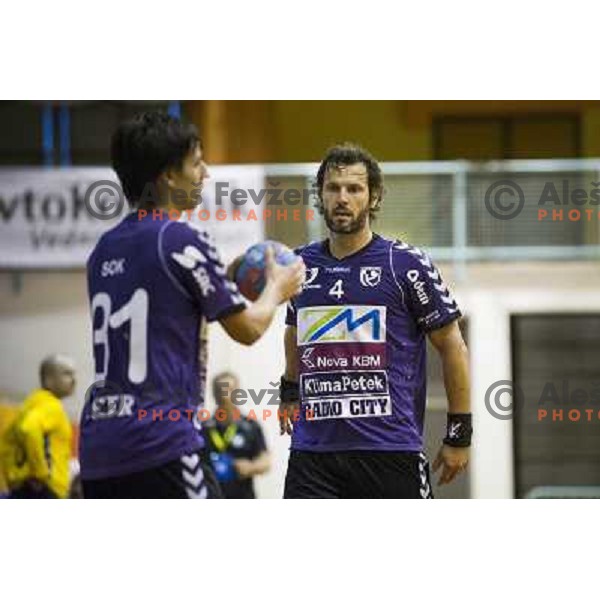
[{"left": 298, "top": 305, "right": 386, "bottom": 345}]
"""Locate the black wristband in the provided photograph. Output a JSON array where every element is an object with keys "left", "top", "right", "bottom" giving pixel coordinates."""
[
  {"left": 443, "top": 413, "right": 473, "bottom": 447},
  {"left": 280, "top": 377, "right": 300, "bottom": 404}
]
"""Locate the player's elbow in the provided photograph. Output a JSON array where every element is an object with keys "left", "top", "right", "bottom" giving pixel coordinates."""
[
  {"left": 219, "top": 311, "right": 263, "bottom": 345},
  {"left": 233, "top": 328, "right": 261, "bottom": 346},
  {"left": 429, "top": 321, "right": 466, "bottom": 356}
]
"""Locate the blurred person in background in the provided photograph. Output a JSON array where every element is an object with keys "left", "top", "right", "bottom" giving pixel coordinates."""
[
  {"left": 279, "top": 144, "right": 471, "bottom": 499},
  {"left": 204, "top": 371, "right": 271, "bottom": 499},
  {"left": 0, "top": 355, "right": 75, "bottom": 499},
  {"left": 0, "top": 398, "right": 19, "bottom": 496}
]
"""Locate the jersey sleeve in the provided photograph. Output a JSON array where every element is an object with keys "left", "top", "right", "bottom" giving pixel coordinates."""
[
  {"left": 392, "top": 242, "right": 462, "bottom": 333},
  {"left": 159, "top": 221, "right": 246, "bottom": 322}
]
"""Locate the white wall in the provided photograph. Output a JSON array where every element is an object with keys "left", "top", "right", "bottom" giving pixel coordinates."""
[
  {"left": 0, "top": 271, "right": 93, "bottom": 418},
  {"left": 451, "top": 263, "right": 600, "bottom": 498}
]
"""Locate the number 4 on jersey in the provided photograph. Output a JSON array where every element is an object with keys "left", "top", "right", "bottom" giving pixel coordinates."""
[{"left": 329, "top": 279, "right": 344, "bottom": 299}]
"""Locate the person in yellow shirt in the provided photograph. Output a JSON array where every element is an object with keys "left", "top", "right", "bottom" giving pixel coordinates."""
[{"left": 0, "top": 355, "right": 75, "bottom": 499}]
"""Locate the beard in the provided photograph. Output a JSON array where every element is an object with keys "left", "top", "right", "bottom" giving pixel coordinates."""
[{"left": 323, "top": 205, "right": 370, "bottom": 234}]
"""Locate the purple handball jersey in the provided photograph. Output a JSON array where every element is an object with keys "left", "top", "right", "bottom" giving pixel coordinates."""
[
  {"left": 80, "top": 212, "right": 245, "bottom": 479},
  {"left": 286, "top": 234, "right": 462, "bottom": 453}
]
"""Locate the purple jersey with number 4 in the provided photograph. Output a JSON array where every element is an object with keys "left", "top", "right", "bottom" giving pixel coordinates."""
[
  {"left": 285, "top": 234, "right": 462, "bottom": 452},
  {"left": 80, "top": 213, "right": 245, "bottom": 480}
]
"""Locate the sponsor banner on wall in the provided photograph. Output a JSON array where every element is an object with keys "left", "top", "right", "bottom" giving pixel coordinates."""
[{"left": 0, "top": 166, "right": 265, "bottom": 268}]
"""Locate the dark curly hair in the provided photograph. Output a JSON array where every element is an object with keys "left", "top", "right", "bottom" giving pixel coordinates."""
[
  {"left": 110, "top": 112, "right": 200, "bottom": 207},
  {"left": 315, "top": 143, "right": 384, "bottom": 220}
]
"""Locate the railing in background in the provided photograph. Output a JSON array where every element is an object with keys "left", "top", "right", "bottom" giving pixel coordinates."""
[
  {"left": 525, "top": 486, "right": 600, "bottom": 499},
  {"left": 264, "top": 159, "right": 600, "bottom": 275}
]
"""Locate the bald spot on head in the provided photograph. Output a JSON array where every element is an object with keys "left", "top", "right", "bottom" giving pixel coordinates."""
[{"left": 39, "top": 354, "right": 76, "bottom": 399}]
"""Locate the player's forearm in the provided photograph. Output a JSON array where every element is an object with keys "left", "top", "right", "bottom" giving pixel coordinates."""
[
  {"left": 221, "top": 282, "right": 282, "bottom": 345},
  {"left": 283, "top": 326, "right": 299, "bottom": 381},
  {"left": 240, "top": 282, "right": 282, "bottom": 343},
  {"left": 440, "top": 342, "right": 471, "bottom": 414}
]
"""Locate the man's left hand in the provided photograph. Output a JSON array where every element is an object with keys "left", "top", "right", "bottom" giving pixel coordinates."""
[{"left": 431, "top": 445, "right": 469, "bottom": 486}]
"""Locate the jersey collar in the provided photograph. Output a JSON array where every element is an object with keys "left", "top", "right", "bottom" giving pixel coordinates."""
[{"left": 321, "top": 233, "right": 380, "bottom": 262}]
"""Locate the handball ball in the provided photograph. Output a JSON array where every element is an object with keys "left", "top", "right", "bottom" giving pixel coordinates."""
[{"left": 234, "top": 241, "right": 298, "bottom": 301}]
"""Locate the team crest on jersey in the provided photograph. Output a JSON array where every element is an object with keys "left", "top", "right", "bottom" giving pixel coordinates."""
[
  {"left": 360, "top": 266, "right": 382, "bottom": 287},
  {"left": 303, "top": 267, "right": 320, "bottom": 289},
  {"left": 298, "top": 305, "right": 386, "bottom": 345}
]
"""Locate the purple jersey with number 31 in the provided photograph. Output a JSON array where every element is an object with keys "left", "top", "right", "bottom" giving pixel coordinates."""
[
  {"left": 80, "top": 213, "right": 245, "bottom": 480},
  {"left": 285, "top": 234, "right": 462, "bottom": 452}
]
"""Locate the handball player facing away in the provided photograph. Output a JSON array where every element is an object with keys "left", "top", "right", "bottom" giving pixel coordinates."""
[{"left": 80, "top": 112, "right": 304, "bottom": 498}]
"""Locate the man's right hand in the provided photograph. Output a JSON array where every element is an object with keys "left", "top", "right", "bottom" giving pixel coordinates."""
[
  {"left": 264, "top": 246, "right": 305, "bottom": 304},
  {"left": 220, "top": 249, "right": 305, "bottom": 345},
  {"left": 279, "top": 400, "right": 301, "bottom": 435}
]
